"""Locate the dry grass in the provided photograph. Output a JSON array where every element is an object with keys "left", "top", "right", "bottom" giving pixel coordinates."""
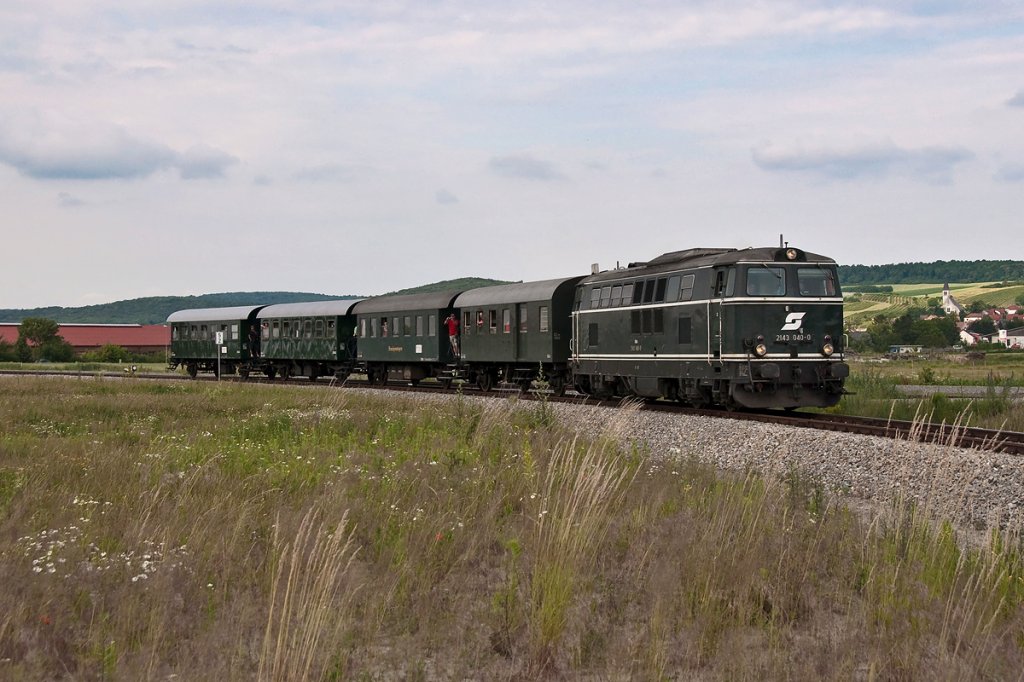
[{"left": 0, "top": 376, "right": 1022, "bottom": 679}]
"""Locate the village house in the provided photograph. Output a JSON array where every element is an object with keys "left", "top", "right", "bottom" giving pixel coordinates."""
[{"left": 996, "top": 327, "right": 1024, "bottom": 350}]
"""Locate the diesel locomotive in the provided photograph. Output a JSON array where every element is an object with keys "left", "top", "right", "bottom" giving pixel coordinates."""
[{"left": 167, "top": 244, "right": 848, "bottom": 410}]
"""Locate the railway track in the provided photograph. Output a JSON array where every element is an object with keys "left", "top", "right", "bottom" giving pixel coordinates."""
[{"left": 4, "top": 368, "right": 1023, "bottom": 455}]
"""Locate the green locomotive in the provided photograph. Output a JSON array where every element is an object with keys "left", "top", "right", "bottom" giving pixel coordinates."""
[{"left": 572, "top": 246, "right": 848, "bottom": 409}]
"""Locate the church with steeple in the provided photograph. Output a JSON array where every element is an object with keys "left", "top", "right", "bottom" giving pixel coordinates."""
[{"left": 941, "top": 282, "right": 964, "bottom": 318}]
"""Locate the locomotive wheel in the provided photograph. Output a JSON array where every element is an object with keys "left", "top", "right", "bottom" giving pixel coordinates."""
[{"left": 186, "top": 363, "right": 198, "bottom": 379}]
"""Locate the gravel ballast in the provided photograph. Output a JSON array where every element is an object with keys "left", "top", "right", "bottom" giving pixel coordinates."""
[{"left": 367, "top": 388, "right": 1024, "bottom": 532}]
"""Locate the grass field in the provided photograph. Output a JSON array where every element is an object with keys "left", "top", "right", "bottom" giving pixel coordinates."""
[{"left": 1, "top": 377, "right": 1022, "bottom": 679}]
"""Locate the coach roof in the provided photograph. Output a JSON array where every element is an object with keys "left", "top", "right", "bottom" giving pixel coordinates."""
[
  {"left": 352, "top": 291, "right": 462, "bottom": 315},
  {"left": 454, "top": 277, "right": 583, "bottom": 307},
  {"left": 257, "top": 299, "right": 362, "bottom": 318},
  {"left": 166, "top": 305, "right": 266, "bottom": 323}
]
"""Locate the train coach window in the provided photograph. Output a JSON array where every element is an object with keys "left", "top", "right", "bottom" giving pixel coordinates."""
[
  {"left": 539, "top": 306, "right": 549, "bottom": 332},
  {"left": 503, "top": 309, "right": 511, "bottom": 333},
  {"left": 200, "top": 325, "right": 209, "bottom": 340},
  {"left": 590, "top": 288, "right": 601, "bottom": 309},
  {"left": 172, "top": 326, "right": 179, "bottom": 340},
  {"left": 679, "top": 274, "right": 695, "bottom": 301},
  {"left": 360, "top": 319, "right": 367, "bottom": 338},
  {"left": 262, "top": 323, "right": 270, "bottom": 340},
  {"left": 231, "top": 324, "right": 239, "bottom": 340},
  {"left": 429, "top": 315, "right": 436, "bottom": 337},
  {"left": 463, "top": 311, "right": 472, "bottom": 334},
  {"left": 477, "top": 310, "right": 484, "bottom": 330},
  {"left": 327, "top": 320, "right": 336, "bottom": 336},
  {"left": 416, "top": 316, "right": 423, "bottom": 337},
  {"left": 315, "top": 319, "right": 325, "bottom": 338},
  {"left": 283, "top": 321, "right": 291, "bottom": 338},
  {"left": 747, "top": 267, "right": 785, "bottom": 296},
  {"left": 405, "top": 316, "right": 413, "bottom": 336},
  {"left": 519, "top": 304, "right": 527, "bottom": 332},
  {"left": 272, "top": 321, "right": 280, "bottom": 339},
  {"left": 610, "top": 285, "right": 622, "bottom": 307},
  {"left": 303, "top": 320, "right": 312, "bottom": 338},
  {"left": 370, "top": 319, "right": 378, "bottom": 338},
  {"left": 622, "top": 283, "right": 634, "bottom": 306},
  {"left": 798, "top": 268, "right": 836, "bottom": 296},
  {"left": 599, "top": 286, "right": 612, "bottom": 308},
  {"left": 393, "top": 317, "right": 401, "bottom": 336}
]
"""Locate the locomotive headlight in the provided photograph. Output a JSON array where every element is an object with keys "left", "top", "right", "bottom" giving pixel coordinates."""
[
  {"left": 822, "top": 334, "right": 834, "bottom": 357},
  {"left": 753, "top": 335, "right": 768, "bottom": 357},
  {"left": 785, "top": 248, "right": 798, "bottom": 260}
]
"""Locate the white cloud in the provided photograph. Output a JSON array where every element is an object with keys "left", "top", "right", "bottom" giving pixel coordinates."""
[{"left": 752, "top": 140, "right": 974, "bottom": 183}]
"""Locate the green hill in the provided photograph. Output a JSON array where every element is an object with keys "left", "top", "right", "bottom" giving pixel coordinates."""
[{"left": 0, "top": 278, "right": 512, "bottom": 325}]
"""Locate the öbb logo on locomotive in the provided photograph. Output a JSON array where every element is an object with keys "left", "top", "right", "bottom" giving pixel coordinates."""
[
  {"left": 780, "top": 311, "right": 806, "bottom": 332},
  {"left": 166, "top": 244, "right": 849, "bottom": 410}
]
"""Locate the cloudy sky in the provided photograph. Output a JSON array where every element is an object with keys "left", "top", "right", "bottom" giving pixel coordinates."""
[{"left": 2, "top": 1, "right": 1022, "bottom": 308}]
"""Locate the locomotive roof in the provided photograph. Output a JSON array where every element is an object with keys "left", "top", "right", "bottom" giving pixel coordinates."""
[
  {"left": 582, "top": 246, "right": 836, "bottom": 284},
  {"left": 257, "top": 299, "right": 362, "bottom": 318},
  {"left": 351, "top": 290, "right": 462, "bottom": 314},
  {"left": 166, "top": 305, "right": 266, "bottom": 323},
  {"left": 454, "top": 276, "right": 583, "bottom": 307}
]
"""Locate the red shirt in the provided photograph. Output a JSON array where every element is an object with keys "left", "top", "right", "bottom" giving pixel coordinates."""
[{"left": 445, "top": 316, "right": 459, "bottom": 335}]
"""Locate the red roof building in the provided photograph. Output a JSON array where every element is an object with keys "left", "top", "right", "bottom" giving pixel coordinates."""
[{"left": 0, "top": 324, "right": 170, "bottom": 354}]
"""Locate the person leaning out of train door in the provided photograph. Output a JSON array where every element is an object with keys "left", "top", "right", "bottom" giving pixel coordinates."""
[
  {"left": 249, "top": 325, "right": 261, "bottom": 358},
  {"left": 445, "top": 313, "right": 460, "bottom": 358}
]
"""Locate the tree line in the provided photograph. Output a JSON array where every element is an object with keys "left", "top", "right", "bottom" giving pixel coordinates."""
[{"left": 840, "top": 260, "right": 1024, "bottom": 285}]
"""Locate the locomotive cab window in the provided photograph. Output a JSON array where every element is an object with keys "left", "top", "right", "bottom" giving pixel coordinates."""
[
  {"left": 666, "top": 276, "right": 680, "bottom": 302},
  {"left": 714, "top": 268, "right": 736, "bottom": 297},
  {"left": 599, "top": 286, "right": 612, "bottom": 308},
  {"left": 632, "top": 282, "right": 644, "bottom": 305},
  {"left": 590, "top": 288, "right": 601, "bottom": 309},
  {"left": 797, "top": 267, "right": 837, "bottom": 296},
  {"left": 610, "top": 285, "right": 622, "bottom": 307},
  {"left": 747, "top": 266, "right": 786, "bottom": 296},
  {"left": 622, "top": 283, "right": 634, "bottom": 306}
]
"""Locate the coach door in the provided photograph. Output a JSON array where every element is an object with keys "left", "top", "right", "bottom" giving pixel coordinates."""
[{"left": 515, "top": 303, "right": 528, "bottom": 361}]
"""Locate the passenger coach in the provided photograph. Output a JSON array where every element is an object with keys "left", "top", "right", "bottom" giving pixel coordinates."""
[
  {"left": 454, "top": 276, "right": 583, "bottom": 393},
  {"left": 353, "top": 291, "right": 461, "bottom": 385},
  {"left": 167, "top": 305, "right": 266, "bottom": 378}
]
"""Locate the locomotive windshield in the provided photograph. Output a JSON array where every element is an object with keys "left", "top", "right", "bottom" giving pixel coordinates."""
[
  {"left": 797, "top": 267, "right": 837, "bottom": 296},
  {"left": 746, "top": 266, "right": 785, "bottom": 296}
]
